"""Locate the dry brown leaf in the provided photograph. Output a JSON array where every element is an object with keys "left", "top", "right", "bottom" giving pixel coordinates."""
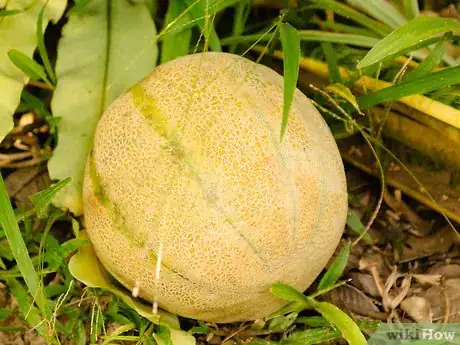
[
  {"left": 349, "top": 272, "right": 381, "bottom": 298},
  {"left": 401, "top": 296, "right": 432, "bottom": 323},
  {"left": 325, "top": 284, "right": 388, "bottom": 320}
]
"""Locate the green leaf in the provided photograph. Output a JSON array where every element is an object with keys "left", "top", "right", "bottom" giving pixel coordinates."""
[
  {"left": 318, "top": 243, "right": 350, "bottom": 290},
  {"left": 21, "top": 91, "right": 52, "bottom": 118},
  {"left": 0, "top": 175, "right": 49, "bottom": 322},
  {"left": 66, "top": 0, "right": 92, "bottom": 16},
  {"left": 37, "top": 2, "right": 56, "bottom": 85},
  {"left": 346, "top": 209, "right": 373, "bottom": 244},
  {"left": 310, "top": 300, "right": 366, "bottom": 345},
  {"left": 269, "top": 283, "right": 309, "bottom": 306},
  {"left": 279, "top": 23, "right": 300, "bottom": 140},
  {"left": 358, "top": 17, "right": 460, "bottom": 68},
  {"left": 401, "top": 0, "right": 419, "bottom": 19},
  {"left": 29, "top": 177, "right": 71, "bottom": 218},
  {"left": 358, "top": 65, "right": 460, "bottom": 109},
  {"left": 221, "top": 31, "right": 379, "bottom": 48},
  {"left": 322, "top": 42, "right": 341, "bottom": 84},
  {"left": 7, "top": 279, "right": 45, "bottom": 334},
  {"left": 405, "top": 34, "right": 449, "bottom": 81},
  {"left": 161, "top": 0, "right": 192, "bottom": 64},
  {"left": 182, "top": 0, "right": 222, "bottom": 52},
  {"left": 0, "top": 308, "right": 11, "bottom": 321},
  {"left": 324, "top": 84, "right": 362, "bottom": 114},
  {"left": 0, "top": 9, "right": 22, "bottom": 16},
  {"left": 285, "top": 327, "right": 341, "bottom": 345},
  {"left": 7, "top": 49, "right": 51, "bottom": 86},
  {"left": 68, "top": 231, "right": 179, "bottom": 328},
  {"left": 155, "top": 327, "right": 196, "bottom": 345},
  {"left": 302, "top": 0, "right": 391, "bottom": 37},
  {"left": 268, "top": 312, "right": 298, "bottom": 332},
  {"left": 346, "top": 0, "right": 407, "bottom": 29},
  {"left": 229, "top": 1, "right": 251, "bottom": 53},
  {"left": 0, "top": 0, "right": 66, "bottom": 142},
  {"left": 48, "top": 0, "right": 158, "bottom": 215}
]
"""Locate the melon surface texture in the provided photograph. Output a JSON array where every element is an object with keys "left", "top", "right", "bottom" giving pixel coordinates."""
[{"left": 83, "top": 52, "right": 348, "bottom": 323}]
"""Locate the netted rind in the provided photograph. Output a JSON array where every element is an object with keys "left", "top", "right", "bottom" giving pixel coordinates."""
[{"left": 83, "top": 52, "right": 347, "bottom": 322}]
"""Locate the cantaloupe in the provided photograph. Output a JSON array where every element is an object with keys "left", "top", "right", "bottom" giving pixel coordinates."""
[{"left": 83, "top": 52, "right": 347, "bottom": 323}]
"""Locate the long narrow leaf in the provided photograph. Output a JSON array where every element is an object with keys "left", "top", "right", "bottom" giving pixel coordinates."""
[
  {"left": 0, "top": 0, "right": 67, "bottom": 142},
  {"left": 279, "top": 23, "right": 300, "bottom": 140},
  {"left": 321, "top": 42, "right": 341, "bottom": 84},
  {"left": 37, "top": 2, "right": 56, "bottom": 84},
  {"left": 346, "top": 0, "right": 407, "bottom": 29},
  {"left": 0, "top": 176, "right": 49, "bottom": 320},
  {"left": 405, "top": 35, "right": 448, "bottom": 81},
  {"left": 161, "top": 0, "right": 192, "bottom": 63},
  {"left": 318, "top": 243, "right": 350, "bottom": 290},
  {"left": 183, "top": 0, "right": 222, "bottom": 52},
  {"left": 402, "top": 0, "right": 419, "bottom": 19},
  {"left": 358, "top": 65, "right": 460, "bottom": 108},
  {"left": 301, "top": 0, "right": 392, "bottom": 37},
  {"left": 358, "top": 17, "right": 460, "bottom": 68},
  {"left": 7, "top": 49, "right": 50, "bottom": 86},
  {"left": 48, "top": 0, "right": 158, "bottom": 215},
  {"left": 221, "top": 31, "right": 379, "bottom": 48},
  {"left": 310, "top": 300, "right": 367, "bottom": 345},
  {"left": 230, "top": 0, "right": 251, "bottom": 53},
  {"left": 30, "top": 177, "right": 71, "bottom": 218}
]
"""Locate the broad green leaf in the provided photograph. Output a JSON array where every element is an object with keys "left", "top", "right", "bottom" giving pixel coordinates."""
[
  {"left": 268, "top": 312, "right": 297, "bottom": 332},
  {"left": 346, "top": 0, "right": 407, "bottom": 29},
  {"left": 155, "top": 327, "right": 196, "bottom": 345},
  {"left": 21, "top": 91, "right": 52, "bottom": 118},
  {"left": 48, "top": 0, "right": 158, "bottom": 215},
  {"left": 269, "top": 283, "right": 309, "bottom": 306},
  {"left": 321, "top": 42, "right": 341, "bottom": 84},
  {"left": 310, "top": 300, "right": 366, "bottom": 345},
  {"left": 0, "top": 0, "right": 67, "bottom": 142},
  {"left": 358, "top": 17, "right": 460, "bottom": 68},
  {"left": 68, "top": 231, "right": 179, "bottom": 328},
  {"left": 295, "top": 316, "right": 328, "bottom": 327},
  {"left": 183, "top": 0, "right": 222, "bottom": 52},
  {"left": 37, "top": 2, "right": 56, "bottom": 84},
  {"left": 358, "top": 65, "right": 460, "bottom": 108},
  {"left": 7, "top": 49, "right": 51, "bottom": 86},
  {"left": 405, "top": 35, "right": 449, "bottom": 81},
  {"left": 29, "top": 177, "right": 71, "bottom": 218},
  {"left": 318, "top": 243, "right": 350, "bottom": 290},
  {"left": 279, "top": 23, "right": 300, "bottom": 140},
  {"left": 161, "top": 0, "right": 192, "bottom": 64},
  {"left": 0, "top": 175, "right": 49, "bottom": 322}
]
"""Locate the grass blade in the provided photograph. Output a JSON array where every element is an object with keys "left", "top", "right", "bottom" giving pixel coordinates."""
[
  {"left": 309, "top": 300, "right": 367, "bottom": 345},
  {"left": 37, "top": 2, "right": 56, "bottom": 85},
  {"left": 270, "top": 283, "right": 309, "bottom": 306},
  {"left": 402, "top": 0, "right": 419, "bottom": 19},
  {"left": 358, "top": 16, "right": 460, "bottom": 68},
  {"left": 358, "top": 65, "right": 460, "bottom": 108},
  {"left": 0, "top": 176, "right": 49, "bottom": 320},
  {"left": 7, "top": 49, "right": 52, "bottom": 87},
  {"left": 183, "top": 0, "right": 222, "bottom": 52},
  {"left": 230, "top": 0, "right": 251, "bottom": 53},
  {"left": 317, "top": 243, "right": 350, "bottom": 290},
  {"left": 161, "top": 0, "right": 192, "bottom": 63},
  {"left": 221, "top": 31, "right": 379, "bottom": 48},
  {"left": 321, "top": 42, "right": 341, "bottom": 83},
  {"left": 346, "top": 0, "right": 407, "bottom": 29},
  {"left": 404, "top": 34, "right": 449, "bottom": 81},
  {"left": 29, "top": 177, "right": 71, "bottom": 218},
  {"left": 279, "top": 23, "right": 300, "bottom": 140},
  {"left": 301, "top": 0, "right": 392, "bottom": 37},
  {"left": 0, "top": 9, "right": 22, "bottom": 16}
]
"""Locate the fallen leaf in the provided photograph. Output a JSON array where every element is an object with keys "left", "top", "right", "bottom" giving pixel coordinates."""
[{"left": 401, "top": 296, "right": 432, "bottom": 322}]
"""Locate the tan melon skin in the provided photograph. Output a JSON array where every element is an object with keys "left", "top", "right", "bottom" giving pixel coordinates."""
[{"left": 83, "top": 52, "right": 347, "bottom": 323}]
